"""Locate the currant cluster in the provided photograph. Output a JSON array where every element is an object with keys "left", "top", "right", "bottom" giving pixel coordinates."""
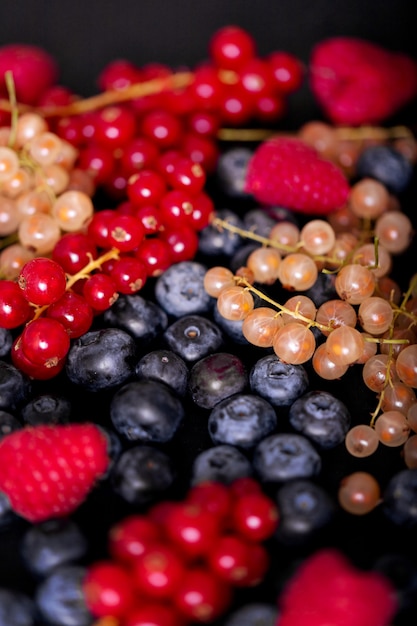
[
  {"left": 205, "top": 173, "right": 417, "bottom": 479},
  {"left": 82, "top": 478, "right": 279, "bottom": 625},
  {"left": 0, "top": 111, "right": 96, "bottom": 277}
]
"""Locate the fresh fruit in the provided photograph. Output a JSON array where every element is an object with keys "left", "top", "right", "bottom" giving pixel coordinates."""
[
  {"left": 0, "top": 423, "right": 109, "bottom": 522},
  {"left": 277, "top": 548, "right": 398, "bottom": 626},
  {"left": 0, "top": 43, "right": 58, "bottom": 104},
  {"left": 309, "top": 37, "right": 417, "bottom": 125},
  {"left": 244, "top": 136, "right": 350, "bottom": 214}
]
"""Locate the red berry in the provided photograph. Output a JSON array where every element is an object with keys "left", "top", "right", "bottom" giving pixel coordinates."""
[
  {"left": 18, "top": 257, "right": 67, "bottom": 306},
  {"left": 109, "top": 514, "right": 161, "bottom": 564},
  {"left": 209, "top": 26, "right": 256, "bottom": 71},
  {"left": 110, "top": 256, "right": 147, "bottom": 294},
  {"left": 229, "top": 477, "right": 262, "bottom": 499},
  {"left": 94, "top": 105, "right": 137, "bottom": 149},
  {"left": 46, "top": 291, "right": 94, "bottom": 338},
  {"left": 188, "top": 191, "right": 215, "bottom": 231},
  {"left": 187, "top": 481, "right": 232, "bottom": 522},
  {"left": 208, "top": 534, "right": 254, "bottom": 585},
  {"left": 120, "top": 137, "right": 160, "bottom": 177},
  {"left": 19, "top": 317, "right": 70, "bottom": 367},
  {"left": 107, "top": 214, "right": 145, "bottom": 252},
  {"left": 134, "top": 237, "right": 172, "bottom": 277},
  {"left": 254, "top": 93, "right": 286, "bottom": 123},
  {"left": 219, "top": 86, "right": 254, "bottom": 126},
  {"left": 167, "top": 157, "right": 206, "bottom": 195},
  {"left": 174, "top": 567, "right": 232, "bottom": 623},
  {"left": 134, "top": 205, "right": 163, "bottom": 235},
  {"left": 181, "top": 133, "right": 219, "bottom": 173},
  {"left": 124, "top": 603, "right": 185, "bottom": 626},
  {"left": 161, "top": 224, "right": 199, "bottom": 263},
  {"left": 238, "top": 59, "right": 275, "bottom": 101},
  {"left": 87, "top": 209, "right": 115, "bottom": 248},
  {"left": 232, "top": 491, "right": 279, "bottom": 542},
  {"left": 97, "top": 59, "right": 141, "bottom": 92},
  {"left": 127, "top": 169, "right": 167, "bottom": 207},
  {"left": 11, "top": 336, "right": 67, "bottom": 380},
  {"left": 0, "top": 423, "right": 109, "bottom": 522},
  {"left": 159, "top": 190, "right": 195, "bottom": 228},
  {"left": 310, "top": 37, "right": 417, "bottom": 125},
  {"left": 244, "top": 136, "right": 350, "bottom": 214},
  {"left": 190, "top": 66, "right": 224, "bottom": 111},
  {"left": 78, "top": 143, "right": 116, "bottom": 184},
  {"left": 83, "top": 560, "right": 135, "bottom": 618},
  {"left": 267, "top": 51, "right": 305, "bottom": 94},
  {"left": 132, "top": 542, "right": 186, "bottom": 599},
  {"left": 0, "top": 280, "right": 33, "bottom": 329},
  {"left": 83, "top": 273, "right": 119, "bottom": 311},
  {"left": 164, "top": 502, "right": 221, "bottom": 559},
  {"left": 52, "top": 232, "right": 98, "bottom": 274},
  {"left": 238, "top": 542, "right": 269, "bottom": 586},
  {"left": 0, "top": 43, "right": 58, "bottom": 105},
  {"left": 141, "top": 110, "right": 182, "bottom": 149}
]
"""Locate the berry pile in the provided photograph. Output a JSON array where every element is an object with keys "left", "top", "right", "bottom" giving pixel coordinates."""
[{"left": 0, "top": 24, "right": 416, "bottom": 626}]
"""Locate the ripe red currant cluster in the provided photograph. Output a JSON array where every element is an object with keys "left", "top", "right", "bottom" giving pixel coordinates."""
[
  {"left": 82, "top": 478, "right": 279, "bottom": 625},
  {"left": 205, "top": 176, "right": 417, "bottom": 484}
]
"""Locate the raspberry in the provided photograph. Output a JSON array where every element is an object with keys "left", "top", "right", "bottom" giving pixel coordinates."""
[
  {"left": 310, "top": 37, "right": 417, "bottom": 125},
  {"left": 278, "top": 548, "right": 398, "bottom": 626},
  {"left": 0, "top": 423, "right": 109, "bottom": 522},
  {"left": 244, "top": 136, "right": 350, "bottom": 214}
]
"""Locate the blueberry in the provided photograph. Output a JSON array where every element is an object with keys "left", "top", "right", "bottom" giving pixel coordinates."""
[
  {"left": 163, "top": 314, "right": 224, "bottom": 362},
  {"left": 102, "top": 293, "right": 168, "bottom": 342},
  {"left": 224, "top": 602, "right": 279, "bottom": 626},
  {"left": 216, "top": 147, "right": 253, "bottom": 197},
  {"left": 0, "top": 328, "right": 12, "bottom": 358},
  {"left": 191, "top": 444, "right": 252, "bottom": 485},
  {"left": 110, "top": 379, "right": 184, "bottom": 443},
  {"left": 188, "top": 352, "right": 248, "bottom": 409},
  {"left": 0, "top": 588, "right": 36, "bottom": 626},
  {"left": 0, "top": 410, "right": 21, "bottom": 440},
  {"left": 154, "top": 261, "right": 214, "bottom": 317},
  {"left": 198, "top": 209, "right": 245, "bottom": 257},
  {"left": 383, "top": 469, "right": 417, "bottom": 527},
  {"left": 21, "top": 519, "right": 87, "bottom": 578},
  {"left": 35, "top": 565, "right": 92, "bottom": 626},
  {"left": 111, "top": 445, "right": 176, "bottom": 505},
  {"left": 274, "top": 479, "right": 335, "bottom": 544},
  {"left": 135, "top": 349, "right": 189, "bottom": 396},
  {"left": 288, "top": 390, "right": 351, "bottom": 449},
  {"left": 373, "top": 552, "right": 417, "bottom": 615},
  {"left": 249, "top": 354, "right": 309, "bottom": 407},
  {"left": 213, "top": 304, "right": 249, "bottom": 345},
  {"left": 253, "top": 433, "right": 322, "bottom": 483},
  {"left": 20, "top": 394, "right": 71, "bottom": 426},
  {"left": 0, "top": 361, "right": 31, "bottom": 411},
  {"left": 356, "top": 145, "right": 413, "bottom": 194},
  {"left": 66, "top": 328, "right": 137, "bottom": 391},
  {"left": 243, "top": 208, "right": 277, "bottom": 238},
  {"left": 208, "top": 393, "right": 277, "bottom": 449}
]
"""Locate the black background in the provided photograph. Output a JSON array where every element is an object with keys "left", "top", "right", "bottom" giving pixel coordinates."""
[
  {"left": 0, "top": 1, "right": 417, "bottom": 624},
  {"left": 1, "top": 0, "right": 416, "bottom": 125}
]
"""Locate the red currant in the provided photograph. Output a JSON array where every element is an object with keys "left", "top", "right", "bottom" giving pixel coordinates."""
[
  {"left": 267, "top": 51, "right": 305, "bottom": 94},
  {"left": 134, "top": 237, "right": 172, "bottom": 277},
  {"left": 110, "top": 256, "right": 147, "bottom": 294},
  {"left": 127, "top": 169, "right": 167, "bottom": 207},
  {"left": 19, "top": 317, "right": 70, "bottom": 367},
  {"left": 107, "top": 214, "right": 145, "bottom": 252},
  {"left": 18, "top": 257, "right": 67, "bottom": 306},
  {"left": 52, "top": 232, "right": 98, "bottom": 274},
  {"left": 108, "top": 514, "right": 161, "bottom": 564},
  {"left": 174, "top": 567, "right": 232, "bottom": 623},
  {"left": 163, "top": 502, "right": 221, "bottom": 559},
  {"left": 209, "top": 26, "right": 256, "bottom": 70},
  {"left": 140, "top": 110, "right": 182, "bottom": 149},
  {"left": 232, "top": 492, "right": 279, "bottom": 542},
  {"left": 0, "top": 280, "right": 33, "bottom": 329},
  {"left": 83, "top": 560, "right": 135, "bottom": 619},
  {"left": 83, "top": 273, "right": 119, "bottom": 311},
  {"left": 132, "top": 542, "right": 186, "bottom": 599},
  {"left": 46, "top": 291, "right": 94, "bottom": 338}
]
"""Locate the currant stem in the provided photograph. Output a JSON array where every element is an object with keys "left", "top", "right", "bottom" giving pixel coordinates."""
[
  {"left": 212, "top": 217, "right": 302, "bottom": 254},
  {"left": 65, "top": 248, "right": 120, "bottom": 291},
  {"left": 5, "top": 71, "right": 18, "bottom": 149},
  {"left": 234, "top": 276, "right": 334, "bottom": 332}
]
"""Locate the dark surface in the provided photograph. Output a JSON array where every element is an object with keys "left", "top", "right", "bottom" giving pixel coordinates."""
[{"left": 0, "top": 2, "right": 416, "bottom": 623}]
